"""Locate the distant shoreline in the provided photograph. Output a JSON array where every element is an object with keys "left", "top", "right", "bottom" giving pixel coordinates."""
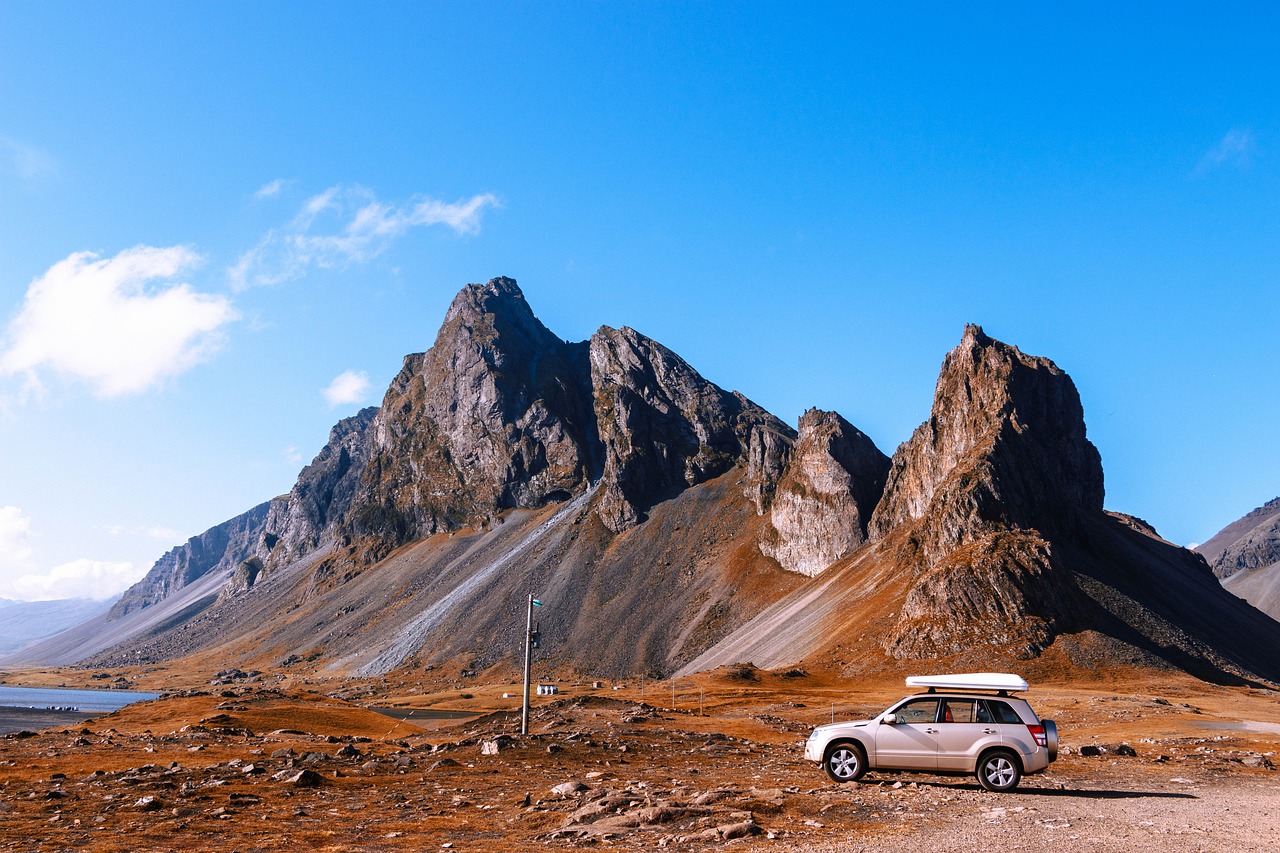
[{"left": 0, "top": 706, "right": 103, "bottom": 736}]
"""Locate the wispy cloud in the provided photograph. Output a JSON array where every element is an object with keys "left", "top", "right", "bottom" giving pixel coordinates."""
[
  {"left": 230, "top": 186, "right": 500, "bottom": 289},
  {"left": 3, "top": 558, "right": 141, "bottom": 601},
  {"left": 283, "top": 445, "right": 304, "bottom": 466},
  {"left": 253, "top": 178, "right": 288, "bottom": 200},
  {"left": 323, "top": 369, "right": 372, "bottom": 406},
  {"left": 0, "top": 506, "right": 36, "bottom": 572},
  {"left": 102, "top": 523, "right": 185, "bottom": 544},
  {"left": 0, "top": 506, "right": 141, "bottom": 601},
  {"left": 0, "top": 245, "right": 238, "bottom": 398},
  {"left": 1194, "top": 129, "right": 1255, "bottom": 176},
  {"left": 0, "top": 135, "right": 58, "bottom": 181}
]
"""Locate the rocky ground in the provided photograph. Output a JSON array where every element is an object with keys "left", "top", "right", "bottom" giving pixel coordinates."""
[{"left": 0, "top": 668, "right": 1277, "bottom": 852}]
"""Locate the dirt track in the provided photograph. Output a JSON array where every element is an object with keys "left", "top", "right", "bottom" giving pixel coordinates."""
[{"left": 1, "top": 668, "right": 1277, "bottom": 851}]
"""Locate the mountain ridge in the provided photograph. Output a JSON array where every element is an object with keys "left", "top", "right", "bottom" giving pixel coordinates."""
[{"left": 10, "top": 277, "right": 1280, "bottom": 686}]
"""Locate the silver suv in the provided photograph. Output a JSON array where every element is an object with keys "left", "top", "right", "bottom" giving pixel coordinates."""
[{"left": 803, "top": 674, "right": 1058, "bottom": 792}]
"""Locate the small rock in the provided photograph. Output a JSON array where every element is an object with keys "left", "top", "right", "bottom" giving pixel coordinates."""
[
  {"left": 552, "top": 780, "right": 588, "bottom": 797},
  {"left": 273, "top": 769, "right": 324, "bottom": 787}
]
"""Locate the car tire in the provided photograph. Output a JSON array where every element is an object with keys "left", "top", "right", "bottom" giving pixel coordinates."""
[
  {"left": 976, "top": 749, "right": 1021, "bottom": 792},
  {"left": 823, "top": 741, "right": 868, "bottom": 783}
]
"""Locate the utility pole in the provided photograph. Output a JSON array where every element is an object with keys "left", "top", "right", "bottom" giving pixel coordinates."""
[{"left": 521, "top": 594, "right": 542, "bottom": 735}]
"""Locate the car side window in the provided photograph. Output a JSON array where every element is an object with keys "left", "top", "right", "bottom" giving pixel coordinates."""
[
  {"left": 893, "top": 699, "right": 939, "bottom": 724},
  {"left": 941, "top": 699, "right": 976, "bottom": 723},
  {"left": 984, "top": 700, "right": 1023, "bottom": 724}
]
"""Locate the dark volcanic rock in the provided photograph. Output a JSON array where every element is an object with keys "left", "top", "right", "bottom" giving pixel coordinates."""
[
  {"left": 257, "top": 407, "right": 379, "bottom": 569},
  {"left": 870, "top": 324, "right": 1103, "bottom": 553},
  {"left": 344, "top": 277, "right": 600, "bottom": 558},
  {"left": 110, "top": 502, "right": 270, "bottom": 618},
  {"left": 589, "top": 325, "right": 794, "bottom": 532},
  {"left": 867, "top": 325, "right": 1102, "bottom": 656},
  {"left": 760, "top": 409, "right": 889, "bottom": 576}
]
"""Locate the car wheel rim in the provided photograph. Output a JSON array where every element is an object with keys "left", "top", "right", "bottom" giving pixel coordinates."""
[
  {"left": 830, "top": 749, "right": 859, "bottom": 778},
  {"left": 985, "top": 757, "right": 1014, "bottom": 787}
]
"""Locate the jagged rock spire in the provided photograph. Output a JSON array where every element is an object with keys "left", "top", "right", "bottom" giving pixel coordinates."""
[
  {"left": 869, "top": 323, "right": 1104, "bottom": 557},
  {"left": 761, "top": 408, "right": 889, "bottom": 576},
  {"left": 589, "top": 325, "right": 794, "bottom": 532},
  {"left": 344, "top": 277, "right": 599, "bottom": 557}
]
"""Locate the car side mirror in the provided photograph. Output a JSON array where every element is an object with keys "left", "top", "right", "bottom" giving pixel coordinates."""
[{"left": 881, "top": 713, "right": 898, "bottom": 725}]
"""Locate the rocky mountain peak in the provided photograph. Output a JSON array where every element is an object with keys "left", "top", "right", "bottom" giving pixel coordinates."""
[
  {"left": 870, "top": 324, "right": 1104, "bottom": 552},
  {"left": 1198, "top": 496, "right": 1280, "bottom": 579},
  {"left": 257, "top": 406, "right": 379, "bottom": 570},
  {"left": 344, "top": 277, "right": 598, "bottom": 558},
  {"left": 589, "top": 325, "right": 794, "bottom": 532},
  {"left": 864, "top": 325, "right": 1105, "bottom": 658},
  {"left": 760, "top": 408, "right": 890, "bottom": 576}
]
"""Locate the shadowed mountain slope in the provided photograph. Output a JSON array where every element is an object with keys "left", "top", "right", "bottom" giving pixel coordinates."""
[
  {"left": 684, "top": 326, "right": 1280, "bottom": 684},
  {"left": 11, "top": 284, "right": 1280, "bottom": 686}
]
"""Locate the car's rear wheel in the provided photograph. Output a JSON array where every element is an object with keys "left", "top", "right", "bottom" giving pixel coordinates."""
[
  {"left": 824, "top": 741, "right": 867, "bottom": 783},
  {"left": 976, "top": 750, "right": 1021, "bottom": 792}
]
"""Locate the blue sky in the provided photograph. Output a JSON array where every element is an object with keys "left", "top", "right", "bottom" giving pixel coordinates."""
[{"left": 1, "top": 2, "right": 1277, "bottom": 599}]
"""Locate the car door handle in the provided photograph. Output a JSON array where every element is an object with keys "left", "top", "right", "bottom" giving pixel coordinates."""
[
  {"left": 982, "top": 728, "right": 998, "bottom": 734},
  {"left": 925, "top": 728, "right": 938, "bottom": 734}
]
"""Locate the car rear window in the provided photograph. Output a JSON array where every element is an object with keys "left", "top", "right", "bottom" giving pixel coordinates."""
[
  {"left": 941, "top": 699, "right": 977, "bottom": 723},
  {"left": 982, "top": 700, "right": 1024, "bottom": 724}
]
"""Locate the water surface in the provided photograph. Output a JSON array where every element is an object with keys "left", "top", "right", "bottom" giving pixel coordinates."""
[{"left": 0, "top": 685, "right": 160, "bottom": 713}]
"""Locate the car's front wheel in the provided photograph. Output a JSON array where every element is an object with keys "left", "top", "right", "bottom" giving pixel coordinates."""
[
  {"left": 824, "top": 741, "right": 867, "bottom": 783},
  {"left": 976, "top": 749, "right": 1021, "bottom": 792}
]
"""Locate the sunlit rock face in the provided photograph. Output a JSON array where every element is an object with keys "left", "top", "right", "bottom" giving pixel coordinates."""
[
  {"left": 1203, "top": 497, "right": 1280, "bottom": 580},
  {"left": 867, "top": 324, "right": 1104, "bottom": 657},
  {"left": 109, "top": 503, "right": 269, "bottom": 618},
  {"left": 258, "top": 407, "right": 378, "bottom": 570},
  {"left": 870, "top": 324, "right": 1104, "bottom": 553},
  {"left": 588, "top": 324, "right": 794, "bottom": 533},
  {"left": 760, "top": 409, "right": 889, "bottom": 576},
  {"left": 343, "top": 277, "right": 600, "bottom": 559}
]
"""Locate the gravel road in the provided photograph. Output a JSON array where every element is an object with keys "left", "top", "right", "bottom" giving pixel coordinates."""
[{"left": 796, "top": 773, "right": 1279, "bottom": 852}]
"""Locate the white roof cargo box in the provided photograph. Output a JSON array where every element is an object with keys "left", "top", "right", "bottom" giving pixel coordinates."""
[{"left": 905, "top": 673, "right": 1030, "bottom": 693}]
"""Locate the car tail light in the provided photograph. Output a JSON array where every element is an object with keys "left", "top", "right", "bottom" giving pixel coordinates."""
[{"left": 1027, "top": 724, "right": 1047, "bottom": 747}]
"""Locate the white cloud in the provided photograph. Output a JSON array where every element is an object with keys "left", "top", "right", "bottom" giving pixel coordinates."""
[
  {"left": 0, "top": 505, "right": 36, "bottom": 571},
  {"left": 0, "top": 507, "right": 142, "bottom": 601},
  {"left": 324, "top": 369, "right": 372, "bottom": 406},
  {"left": 1194, "top": 129, "right": 1255, "bottom": 175},
  {"left": 253, "top": 178, "right": 288, "bottom": 200},
  {"left": 102, "top": 523, "right": 185, "bottom": 544},
  {"left": 3, "top": 558, "right": 141, "bottom": 601},
  {"left": 284, "top": 445, "right": 304, "bottom": 466},
  {"left": 230, "top": 186, "right": 500, "bottom": 289},
  {"left": 0, "top": 245, "right": 238, "bottom": 398}
]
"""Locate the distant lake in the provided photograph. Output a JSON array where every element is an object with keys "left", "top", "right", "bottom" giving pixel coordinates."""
[{"left": 0, "top": 685, "right": 160, "bottom": 713}]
